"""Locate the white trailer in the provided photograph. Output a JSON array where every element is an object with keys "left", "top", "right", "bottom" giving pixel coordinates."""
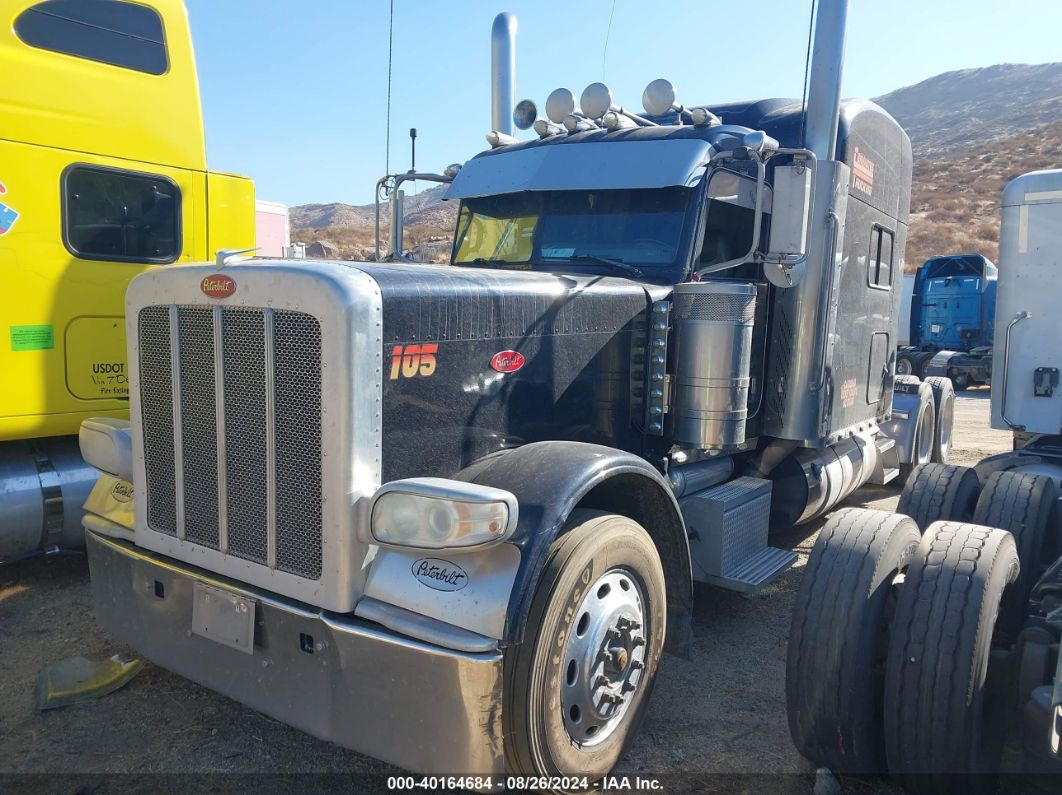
[{"left": 254, "top": 199, "right": 290, "bottom": 257}]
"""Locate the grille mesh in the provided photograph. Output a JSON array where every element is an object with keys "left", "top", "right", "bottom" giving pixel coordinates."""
[
  {"left": 178, "top": 308, "right": 219, "bottom": 549},
  {"left": 675, "top": 292, "right": 756, "bottom": 323},
  {"left": 138, "top": 307, "right": 176, "bottom": 536},
  {"left": 137, "top": 304, "right": 323, "bottom": 580},
  {"left": 273, "top": 313, "right": 323, "bottom": 579},
  {"left": 222, "top": 309, "right": 269, "bottom": 564}
]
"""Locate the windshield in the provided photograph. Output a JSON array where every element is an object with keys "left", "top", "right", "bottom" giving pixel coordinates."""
[{"left": 452, "top": 187, "right": 694, "bottom": 281}]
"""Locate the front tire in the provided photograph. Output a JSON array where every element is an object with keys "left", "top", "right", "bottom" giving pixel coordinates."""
[{"left": 503, "top": 510, "right": 666, "bottom": 781}]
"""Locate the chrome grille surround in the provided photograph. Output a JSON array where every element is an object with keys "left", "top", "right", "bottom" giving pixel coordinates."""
[{"left": 127, "top": 262, "right": 383, "bottom": 612}]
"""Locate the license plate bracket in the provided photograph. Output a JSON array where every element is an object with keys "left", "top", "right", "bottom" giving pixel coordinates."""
[{"left": 191, "top": 580, "right": 256, "bottom": 654}]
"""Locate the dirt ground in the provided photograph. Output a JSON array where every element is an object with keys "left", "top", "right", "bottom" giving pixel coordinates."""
[{"left": 0, "top": 390, "right": 1012, "bottom": 793}]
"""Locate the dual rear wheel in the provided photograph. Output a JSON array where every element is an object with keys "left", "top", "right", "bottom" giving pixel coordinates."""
[{"left": 787, "top": 507, "right": 1020, "bottom": 792}]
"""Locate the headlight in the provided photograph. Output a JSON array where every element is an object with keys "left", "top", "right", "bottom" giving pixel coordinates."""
[{"left": 369, "top": 478, "right": 518, "bottom": 551}]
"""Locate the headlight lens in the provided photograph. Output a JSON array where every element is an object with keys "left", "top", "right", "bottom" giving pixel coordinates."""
[{"left": 370, "top": 484, "right": 514, "bottom": 550}]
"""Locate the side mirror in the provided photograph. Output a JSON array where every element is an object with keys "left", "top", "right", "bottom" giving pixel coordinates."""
[{"left": 762, "top": 162, "right": 814, "bottom": 287}]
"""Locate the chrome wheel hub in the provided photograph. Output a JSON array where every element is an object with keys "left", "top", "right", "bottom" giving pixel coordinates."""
[{"left": 560, "top": 569, "right": 647, "bottom": 746}]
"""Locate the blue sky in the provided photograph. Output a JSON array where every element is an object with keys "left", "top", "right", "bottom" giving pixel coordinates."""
[{"left": 187, "top": 0, "right": 1062, "bottom": 207}]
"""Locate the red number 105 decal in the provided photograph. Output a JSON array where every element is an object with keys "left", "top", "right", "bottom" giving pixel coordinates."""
[{"left": 389, "top": 343, "right": 438, "bottom": 380}]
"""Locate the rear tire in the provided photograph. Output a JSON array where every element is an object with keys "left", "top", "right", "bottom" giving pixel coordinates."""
[
  {"left": 972, "top": 471, "right": 1058, "bottom": 637},
  {"left": 922, "top": 376, "right": 955, "bottom": 464},
  {"left": 503, "top": 510, "right": 666, "bottom": 781},
  {"left": 896, "top": 463, "right": 980, "bottom": 530},
  {"left": 896, "top": 353, "right": 916, "bottom": 376},
  {"left": 786, "top": 508, "right": 920, "bottom": 773},
  {"left": 884, "top": 521, "right": 1019, "bottom": 794}
]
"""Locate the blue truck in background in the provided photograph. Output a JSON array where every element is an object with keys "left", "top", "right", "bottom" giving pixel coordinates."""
[{"left": 896, "top": 254, "right": 997, "bottom": 389}]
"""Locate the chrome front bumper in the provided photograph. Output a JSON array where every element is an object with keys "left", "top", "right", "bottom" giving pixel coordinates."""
[{"left": 86, "top": 531, "right": 504, "bottom": 775}]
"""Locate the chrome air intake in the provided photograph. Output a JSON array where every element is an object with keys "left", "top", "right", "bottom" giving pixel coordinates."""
[{"left": 669, "top": 282, "right": 757, "bottom": 449}]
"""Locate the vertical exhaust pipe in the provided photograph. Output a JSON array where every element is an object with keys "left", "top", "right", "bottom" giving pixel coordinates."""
[
  {"left": 491, "top": 13, "right": 517, "bottom": 136},
  {"left": 803, "top": 0, "right": 849, "bottom": 160}
]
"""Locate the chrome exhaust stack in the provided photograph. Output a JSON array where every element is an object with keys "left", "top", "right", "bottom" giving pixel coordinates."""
[
  {"left": 490, "top": 12, "right": 517, "bottom": 138},
  {"left": 803, "top": 0, "right": 849, "bottom": 159}
]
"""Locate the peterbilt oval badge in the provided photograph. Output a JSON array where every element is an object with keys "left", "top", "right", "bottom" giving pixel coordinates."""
[
  {"left": 110, "top": 479, "right": 134, "bottom": 503},
  {"left": 200, "top": 274, "right": 236, "bottom": 299},
  {"left": 411, "top": 558, "right": 468, "bottom": 592},
  {"left": 490, "top": 350, "right": 524, "bottom": 373}
]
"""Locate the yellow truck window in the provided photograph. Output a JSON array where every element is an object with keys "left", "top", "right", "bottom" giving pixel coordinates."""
[
  {"left": 63, "top": 165, "right": 181, "bottom": 263},
  {"left": 15, "top": 0, "right": 168, "bottom": 75}
]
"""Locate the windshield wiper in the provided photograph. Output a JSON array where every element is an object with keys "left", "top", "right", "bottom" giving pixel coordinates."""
[
  {"left": 460, "top": 258, "right": 510, "bottom": 268},
  {"left": 548, "top": 254, "right": 645, "bottom": 279}
]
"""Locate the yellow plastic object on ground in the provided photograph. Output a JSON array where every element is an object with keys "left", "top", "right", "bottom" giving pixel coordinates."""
[{"left": 35, "top": 655, "right": 144, "bottom": 711}]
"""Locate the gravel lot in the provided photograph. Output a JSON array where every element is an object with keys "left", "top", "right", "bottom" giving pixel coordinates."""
[{"left": 0, "top": 390, "right": 1011, "bottom": 792}]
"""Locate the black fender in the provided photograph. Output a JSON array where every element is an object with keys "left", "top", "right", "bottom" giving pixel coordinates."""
[{"left": 456, "top": 441, "right": 693, "bottom": 658}]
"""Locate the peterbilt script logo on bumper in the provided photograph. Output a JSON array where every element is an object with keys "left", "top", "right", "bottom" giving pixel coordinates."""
[{"left": 411, "top": 558, "right": 468, "bottom": 591}]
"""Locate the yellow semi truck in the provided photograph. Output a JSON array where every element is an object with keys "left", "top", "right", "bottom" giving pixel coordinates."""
[{"left": 0, "top": 0, "right": 255, "bottom": 560}]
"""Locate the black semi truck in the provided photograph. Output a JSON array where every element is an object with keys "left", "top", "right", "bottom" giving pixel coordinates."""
[{"left": 75, "top": 0, "right": 947, "bottom": 782}]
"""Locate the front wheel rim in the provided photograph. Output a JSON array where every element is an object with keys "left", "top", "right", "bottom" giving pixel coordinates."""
[
  {"left": 897, "top": 359, "right": 912, "bottom": 375},
  {"left": 560, "top": 568, "right": 648, "bottom": 747}
]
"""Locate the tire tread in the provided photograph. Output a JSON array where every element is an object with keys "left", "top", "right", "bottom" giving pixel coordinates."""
[{"left": 883, "top": 521, "right": 1019, "bottom": 793}]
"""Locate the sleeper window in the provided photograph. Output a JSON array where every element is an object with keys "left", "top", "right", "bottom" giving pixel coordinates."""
[
  {"left": 64, "top": 166, "right": 181, "bottom": 263},
  {"left": 15, "top": 0, "right": 168, "bottom": 75}
]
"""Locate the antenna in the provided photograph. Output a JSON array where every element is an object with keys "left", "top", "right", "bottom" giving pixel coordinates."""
[
  {"left": 798, "top": 0, "right": 817, "bottom": 149},
  {"left": 409, "top": 127, "right": 417, "bottom": 173},
  {"left": 385, "top": 0, "right": 394, "bottom": 175}
]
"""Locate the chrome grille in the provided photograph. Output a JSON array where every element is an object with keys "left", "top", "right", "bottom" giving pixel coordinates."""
[{"left": 137, "top": 304, "right": 323, "bottom": 580}]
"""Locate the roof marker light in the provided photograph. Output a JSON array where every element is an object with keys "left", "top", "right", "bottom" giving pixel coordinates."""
[
  {"left": 602, "top": 111, "right": 636, "bottom": 130},
  {"left": 690, "top": 107, "right": 722, "bottom": 127},
  {"left": 563, "top": 114, "right": 597, "bottom": 133},
  {"left": 485, "top": 130, "right": 519, "bottom": 147},
  {"left": 533, "top": 118, "right": 564, "bottom": 137}
]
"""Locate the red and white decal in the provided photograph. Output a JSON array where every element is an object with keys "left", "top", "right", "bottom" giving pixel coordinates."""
[
  {"left": 852, "top": 147, "right": 875, "bottom": 197},
  {"left": 200, "top": 274, "right": 237, "bottom": 299},
  {"left": 840, "top": 377, "right": 858, "bottom": 408},
  {"left": 490, "top": 350, "right": 525, "bottom": 373}
]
